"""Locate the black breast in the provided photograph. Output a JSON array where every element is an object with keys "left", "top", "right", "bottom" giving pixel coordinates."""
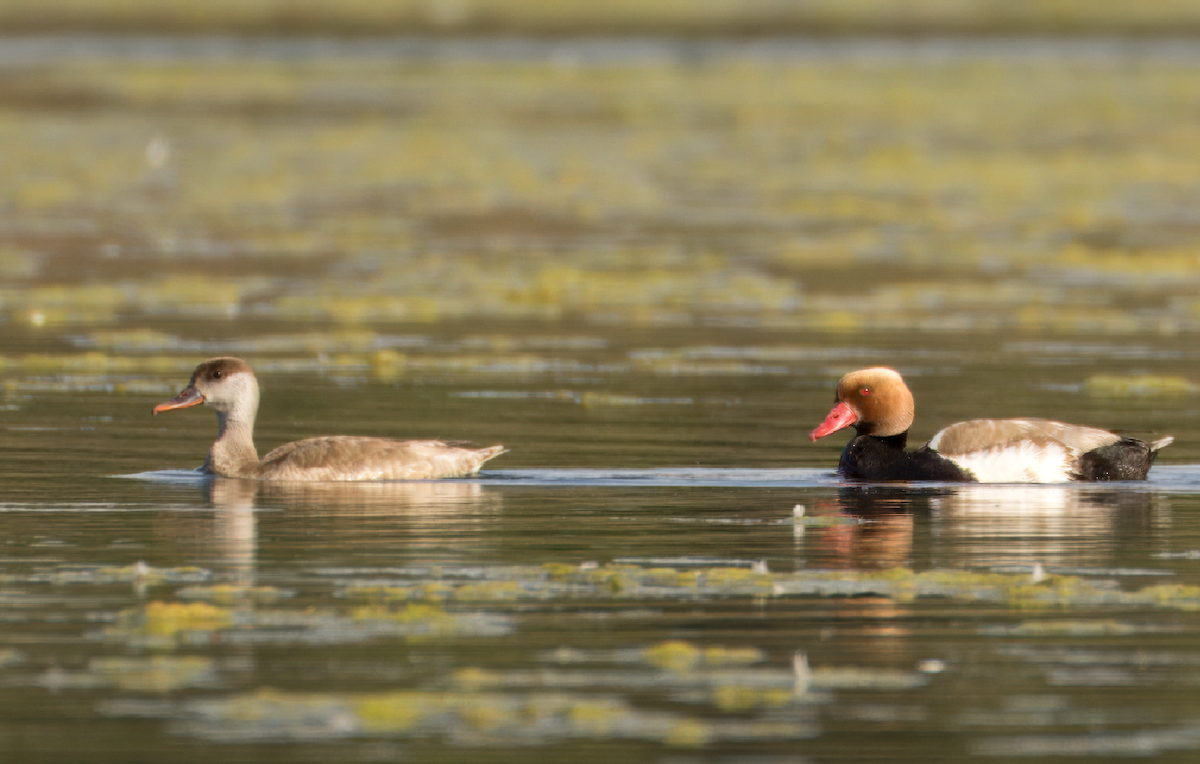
[{"left": 838, "top": 434, "right": 976, "bottom": 482}]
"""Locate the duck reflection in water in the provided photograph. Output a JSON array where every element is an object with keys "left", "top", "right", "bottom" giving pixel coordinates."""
[
  {"left": 155, "top": 478, "right": 503, "bottom": 586},
  {"left": 799, "top": 488, "right": 918, "bottom": 570},
  {"left": 799, "top": 485, "right": 1160, "bottom": 570}
]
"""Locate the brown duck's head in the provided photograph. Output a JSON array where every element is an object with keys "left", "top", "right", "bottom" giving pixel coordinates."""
[
  {"left": 153, "top": 357, "right": 259, "bottom": 416},
  {"left": 809, "top": 367, "right": 915, "bottom": 441}
]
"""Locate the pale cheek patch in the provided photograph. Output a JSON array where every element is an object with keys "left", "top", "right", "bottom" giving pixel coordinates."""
[{"left": 944, "top": 441, "right": 1076, "bottom": 484}]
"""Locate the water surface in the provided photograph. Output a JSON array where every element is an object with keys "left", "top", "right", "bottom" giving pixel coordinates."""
[{"left": 3, "top": 31, "right": 1200, "bottom": 764}]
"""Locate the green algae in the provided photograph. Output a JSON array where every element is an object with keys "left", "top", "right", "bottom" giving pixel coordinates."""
[
  {"left": 113, "top": 601, "right": 235, "bottom": 642},
  {"left": 710, "top": 684, "right": 794, "bottom": 712},
  {"left": 175, "top": 584, "right": 292, "bottom": 604},
  {"left": 88, "top": 655, "right": 217, "bottom": 693},
  {"left": 3, "top": 54, "right": 1200, "bottom": 340},
  {"left": 350, "top": 602, "right": 458, "bottom": 629},
  {"left": 1135, "top": 584, "right": 1200, "bottom": 611},
  {"left": 644, "top": 640, "right": 703, "bottom": 672},
  {"left": 103, "top": 598, "right": 512, "bottom": 650},
  {"left": 451, "top": 580, "right": 525, "bottom": 602},
  {"left": 6, "top": 563, "right": 211, "bottom": 587},
  {"left": 990, "top": 620, "right": 1142, "bottom": 637},
  {"left": 1084, "top": 374, "right": 1200, "bottom": 397},
  {"left": 138, "top": 685, "right": 817, "bottom": 746},
  {"left": 333, "top": 562, "right": 1200, "bottom": 617}
]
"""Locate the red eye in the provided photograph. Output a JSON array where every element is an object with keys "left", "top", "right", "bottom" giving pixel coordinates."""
[{"left": 860, "top": 387, "right": 870, "bottom": 396}]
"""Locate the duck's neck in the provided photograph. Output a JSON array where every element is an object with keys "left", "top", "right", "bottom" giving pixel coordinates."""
[
  {"left": 872, "top": 431, "right": 909, "bottom": 450},
  {"left": 205, "top": 405, "right": 262, "bottom": 478}
]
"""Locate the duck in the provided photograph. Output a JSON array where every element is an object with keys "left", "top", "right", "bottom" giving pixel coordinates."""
[
  {"left": 809, "top": 367, "right": 1172, "bottom": 483},
  {"left": 153, "top": 357, "right": 506, "bottom": 481}
]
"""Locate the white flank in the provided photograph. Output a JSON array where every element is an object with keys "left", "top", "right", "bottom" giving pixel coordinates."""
[{"left": 942, "top": 440, "right": 1077, "bottom": 483}]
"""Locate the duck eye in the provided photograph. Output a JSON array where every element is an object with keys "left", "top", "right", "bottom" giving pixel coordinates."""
[
  {"left": 860, "top": 387, "right": 871, "bottom": 396},
  {"left": 213, "top": 370, "right": 223, "bottom": 379}
]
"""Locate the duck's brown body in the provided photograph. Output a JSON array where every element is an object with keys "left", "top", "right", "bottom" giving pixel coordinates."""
[
  {"left": 810, "top": 367, "right": 1171, "bottom": 483},
  {"left": 154, "top": 357, "right": 505, "bottom": 481}
]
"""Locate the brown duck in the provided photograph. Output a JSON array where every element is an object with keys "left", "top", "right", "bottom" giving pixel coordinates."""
[{"left": 153, "top": 357, "right": 506, "bottom": 481}]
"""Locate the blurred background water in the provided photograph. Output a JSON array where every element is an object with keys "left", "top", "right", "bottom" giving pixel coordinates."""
[{"left": 3, "top": 2, "right": 1200, "bottom": 762}]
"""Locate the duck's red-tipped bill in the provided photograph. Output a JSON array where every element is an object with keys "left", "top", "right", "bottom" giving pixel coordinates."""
[
  {"left": 809, "top": 401, "right": 857, "bottom": 441},
  {"left": 153, "top": 386, "right": 205, "bottom": 415}
]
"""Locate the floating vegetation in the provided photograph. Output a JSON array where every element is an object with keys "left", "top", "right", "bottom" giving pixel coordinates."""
[
  {"left": 983, "top": 620, "right": 1144, "bottom": 637},
  {"left": 89, "top": 641, "right": 933, "bottom": 746},
  {"left": 123, "top": 686, "right": 819, "bottom": 746},
  {"left": 643, "top": 640, "right": 766, "bottom": 672},
  {"left": 175, "top": 584, "right": 293, "bottom": 604},
  {"left": 335, "top": 562, "right": 1200, "bottom": 614},
  {"left": 973, "top": 725, "right": 1200, "bottom": 758},
  {"left": 42, "top": 656, "right": 219, "bottom": 694},
  {"left": 108, "top": 601, "right": 236, "bottom": 648},
  {"left": 104, "top": 599, "right": 512, "bottom": 650},
  {"left": 1, "top": 563, "right": 210, "bottom": 587},
  {"left": 2, "top": 52, "right": 1200, "bottom": 341},
  {"left": 1084, "top": 374, "right": 1199, "bottom": 397},
  {"left": 578, "top": 392, "right": 695, "bottom": 407}
]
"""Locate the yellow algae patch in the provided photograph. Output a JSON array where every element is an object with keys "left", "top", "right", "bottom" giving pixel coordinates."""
[
  {"left": 89, "top": 655, "right": 216, "bottom": 693},
  {"left": 997, "top": 620, "right": 1140, "bottom": 637},
  {"left": 645, "top": 640, "right": 703, "bottom": 672},
  {"left": 355, "top": 692, "right": 430, "bottom": 733},
  {"left": 663, "top": 718, "right": 713, "bottom": 748},
  {"left": 701, "top": 566, "right": 774, "bottom": 591},
  {"left": 369, "top": 349, "right": 408, "bottom": 380},
  {"left": 16, "top": 178, "right": 78, "bottom": 208},
  {"left": 176, "top": 584, "right": 290, "bottom": 604},
  {"left": 449, "top": 666, "right": 499, "bottom": 691},
  {"left": 1084, "top": 374, "right": 1198, "bottom": 397},
  {"left": 351, "top": 602, "right": 450, "bottom": 625},
  {"left": 541, "top": 562, "right": 578, "bottom": 581},
  {"left": 578, "top": 391, "right": 692, "bottom": 407},
  {"left": 568, "top": 699, "right": 626, "bottom": 736},
  {"left": 641, "top": 567, "right": 684, "bottom": 587},
  {"left": 140, "top": 601, "right": 233, "bottom": 637},
  {"left": 1134, "top": 584, "right": 1200, "bottom": 610},
  {"left": 111, "top": 601, "right": 234, "bottom": 643},
  {"left": 458, "top": 698, "right": 515, "bottom": 731},
  {"left": 452, "top": 581, "right": 524, "bottom": 602},
  {"left": 643, "top": 640, "right": 763, "bottom": 673},
  {"left": 411, "top": 583, "right": 455, "bottom": 602},
  {"left": 711, "top": 685, "right": 793, "bottom": 712},
  {"left": 342, "top": 584, "right": 414, "bottom": 603},
  {"left": 343, "top": 582, "right": 451, "bottom": 603},
  {"left": 1060, "top": 245, "right": 1200, "bottom": 277},
  {"left": 346, "top": 602, "right": 509, "bottom": 638}
]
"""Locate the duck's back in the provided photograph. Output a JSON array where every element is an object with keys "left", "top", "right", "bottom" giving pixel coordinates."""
[
  {"left": 927, "top": 418, "right": 1119, "bottom": 457},
  {"left": 926, "top": 418, "right": 1164, "bottom": 483},
  {"left": 257, "top": 437, "right": 506, "bottom": 481}
]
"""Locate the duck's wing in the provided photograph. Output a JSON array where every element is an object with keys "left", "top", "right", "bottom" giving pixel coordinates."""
[
  {"left": 925, "top": 419, "right": 1122, "bottom": 483},
  {"left": 927, "top": 418, "right": 1120, "bottom": 457},
  {"left": 259, "top": 436, "right": 506, "bottom": 481}
]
